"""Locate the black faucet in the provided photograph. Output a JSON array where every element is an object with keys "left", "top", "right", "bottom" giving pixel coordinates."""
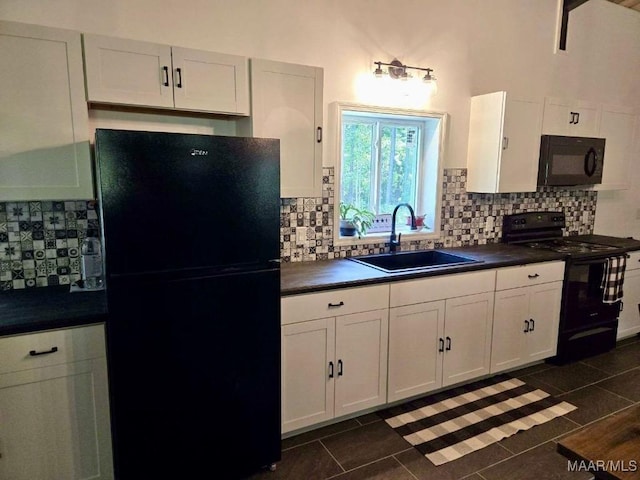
[{"left": 390, "top": 203, "right": 417, "bottom": 252}]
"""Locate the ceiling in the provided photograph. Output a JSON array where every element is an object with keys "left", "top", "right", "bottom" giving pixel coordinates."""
[{"left": 604, "top": 0, "right": 640, "bottom": 12}]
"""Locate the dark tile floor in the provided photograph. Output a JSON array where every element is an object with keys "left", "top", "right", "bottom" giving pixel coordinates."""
[{"left": 248, "top": 335, "right": 640, "bottom": 480}]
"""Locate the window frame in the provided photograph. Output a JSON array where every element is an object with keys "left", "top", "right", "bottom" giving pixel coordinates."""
[{"left": 332, "top": 101, "right": 447, "bottom": 246}]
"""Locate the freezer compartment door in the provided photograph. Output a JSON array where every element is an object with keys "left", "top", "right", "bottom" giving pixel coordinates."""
[
  {"left": 95, "top": 129, "right": 280, "bottom": 275},
  {"left": 105, "top": 268, "right": 280, "bottom": 479}
]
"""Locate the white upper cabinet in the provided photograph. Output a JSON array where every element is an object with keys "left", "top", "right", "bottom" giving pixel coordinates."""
[
  {"left": 466, "top": 91, "right": 543, "bottom": 193},
  {"left": 595, "top": 104, "right": 637, "bottom": 190},
  {"left": 82, "top": 34, "right": 249, "bottom": 116},
  {"left": 0, "top": 21, "right": 93, "bottom": 201},
  {"left": 541, "top": 97, "right": 600, "bottom": 137},
  {"left": 243, "top": 59, "right": 323, "bottom": 198}
]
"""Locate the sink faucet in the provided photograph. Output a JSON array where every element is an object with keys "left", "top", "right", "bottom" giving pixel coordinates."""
[{"left": 390, "top": 203, "right": 417, "bottom": 252}]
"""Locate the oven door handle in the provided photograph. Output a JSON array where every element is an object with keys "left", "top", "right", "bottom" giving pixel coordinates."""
[{"left": 572, "top": 257, "right": 610, "bottom": 266}]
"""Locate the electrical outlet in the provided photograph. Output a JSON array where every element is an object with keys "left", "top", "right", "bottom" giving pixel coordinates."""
[
  {"left": 296, "top": 227, "right": 307, "bottom": 245},
  {"left": 485, "top": 216, "right": 495, "bottom": 231}
]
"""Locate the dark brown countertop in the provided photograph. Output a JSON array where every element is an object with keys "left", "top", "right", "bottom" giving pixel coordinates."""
[
  {"left": 573, "top": 234, "right": 640, "bottom": 251},
  {"left": 281, "top": 243, "right": 568, "bottom": 296},
  {"left": 0, "top": 286, "right": 107, "bottom": 337},
  {"left": 4, "top": 236, "right": 636, "bottom": 336}
]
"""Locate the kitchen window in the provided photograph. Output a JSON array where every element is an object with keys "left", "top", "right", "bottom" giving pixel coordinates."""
[{"left": 333, "top": 102, "right": 446, "bottom": 243}]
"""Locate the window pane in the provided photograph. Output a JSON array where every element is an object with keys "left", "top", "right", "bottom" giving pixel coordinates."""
[
  {"left": 341, "top": 121, "right": 374, "bottom": 211},
  {"left": 377, "top": 125, "right": 419, "bottom": 214}
]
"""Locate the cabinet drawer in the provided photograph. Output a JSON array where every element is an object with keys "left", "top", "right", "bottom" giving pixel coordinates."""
[
  {"left": 390, "top": 270, "right": 496, "bottom": 307},
  {"left": 496, "top": 261, "right": 565, "bottom": 290},
  {"left": 281, "top": 284, "right": 389, "bottom": 325},
  {"left": 626, "top": 251, "right": 640, "bottom": 271},
  {"left": 0, "top": 324, "right": 106, "bottom": 375}
]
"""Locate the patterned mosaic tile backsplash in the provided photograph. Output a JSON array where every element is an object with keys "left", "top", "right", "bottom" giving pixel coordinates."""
[
  {"left": 1, "top": 168, "right": 597, "bottom": 289},
  {"left": 280, "top": 167, "right": 597, "bottom": 262},
  {"left": 0, "top": 201, "right": 100, "bottom": 290}
]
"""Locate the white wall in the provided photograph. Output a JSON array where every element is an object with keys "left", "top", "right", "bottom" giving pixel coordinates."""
[{"left": 1, "top": 0, "right": 639, "bottom": 233}]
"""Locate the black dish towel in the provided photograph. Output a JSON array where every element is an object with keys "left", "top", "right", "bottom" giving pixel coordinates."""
[{"left": 602, "top": 255, "right": 627, "bottom": 304}]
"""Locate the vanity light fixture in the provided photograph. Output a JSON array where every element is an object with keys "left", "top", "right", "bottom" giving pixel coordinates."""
[{"left": 373, "top": 59, "right": 437, "bottom": 92}]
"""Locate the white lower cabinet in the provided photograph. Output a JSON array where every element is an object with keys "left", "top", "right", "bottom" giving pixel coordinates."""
[
  {"left": 618, "top": 251, "right": 640, "bottom": 339},
  {"left": 281, "top": 285, "right": 389, "bottom": 434},
  {"left": 387, "top": 270, "right": 495, "bottom": 403},
  {"left": 491, "top": 262, "right": 564, "bottom": 374},
  {"left": 0, "top": 324, "right": 113, "bottom": 480}
]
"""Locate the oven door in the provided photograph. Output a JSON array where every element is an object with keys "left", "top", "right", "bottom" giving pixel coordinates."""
[
  {"left": 538, "top": 135, "right": 604, "bottom": 186},
  {"left": 563, "top": 257, "right": 621, "bottom": 332}
]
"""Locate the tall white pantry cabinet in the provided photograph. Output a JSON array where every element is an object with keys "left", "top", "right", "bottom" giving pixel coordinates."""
[{"left": 0, "top": 21, "right": 93, "bottom": 201}]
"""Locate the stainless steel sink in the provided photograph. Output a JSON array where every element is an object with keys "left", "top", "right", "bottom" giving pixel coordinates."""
[{"left": 348, "top": 250, "right": 482, "bottom": 273}]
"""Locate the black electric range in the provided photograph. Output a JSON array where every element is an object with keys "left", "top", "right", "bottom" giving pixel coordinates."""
[{"left": 503, "top": 211, "right": 626, "bottom": 364}]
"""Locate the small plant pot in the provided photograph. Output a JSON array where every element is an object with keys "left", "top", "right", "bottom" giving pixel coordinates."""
[{"left": 339, "top": 220, "right": 357, "bottom": 236}]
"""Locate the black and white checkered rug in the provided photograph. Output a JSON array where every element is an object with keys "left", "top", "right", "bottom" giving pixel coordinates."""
[{"left": 379, "top": 375, "right": 576, "bottom": 466}]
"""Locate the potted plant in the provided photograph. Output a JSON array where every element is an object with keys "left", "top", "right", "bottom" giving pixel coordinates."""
[{"left": 339, "top": 202, "right": 375, "bottom": 238}]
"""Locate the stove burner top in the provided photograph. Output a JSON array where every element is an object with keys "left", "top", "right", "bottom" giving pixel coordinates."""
[{"left": 521, "top": 239, "right": 618, "bottom": 254}]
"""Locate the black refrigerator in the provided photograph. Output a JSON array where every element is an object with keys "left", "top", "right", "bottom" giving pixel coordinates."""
[{"left": 94, "top": 129, "right": 281, "bottom": 479}]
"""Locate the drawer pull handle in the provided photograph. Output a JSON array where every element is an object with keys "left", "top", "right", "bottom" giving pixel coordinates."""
[
  {"left": 438, "top": 337, "right": 445, "bottom": 353},
  {"left": 445, "top": 336, "right": 452, "bottom": 351},
  {"left": 29, "top": 346, "right": 59, "bottom": 356},
  {"left": 530, "top": 319, "right": 535, "bottom": 332},
  {"left": 528, "top": 274, "right": 539, "bottom": 279},
  {"left": 338, "top": 359, "right": 343, "bottom": 377},
  {"left": 328, "top": 301, "right": 344, "bottom": 308},
  {"left": 524, "top": 320, "right": 530, "bottom": 333},
  {"left": 328, "top": 361, "right": 334, "bottom": 379}
]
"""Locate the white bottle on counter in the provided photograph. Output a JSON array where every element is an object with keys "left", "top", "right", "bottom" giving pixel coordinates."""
[{"left": 81, "top": 236, "right": 104, "bottom": 290}]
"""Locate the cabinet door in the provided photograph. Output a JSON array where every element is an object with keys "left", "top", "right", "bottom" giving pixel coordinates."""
[
  {"left": 334, "top": 309, "right": 388, "bottom": 417},
  {"left": 526, "top": 282, "right": 562, "bottom": 362},
  {"left": 542, "top": 97, "right": 600, "bottom": 137},
  {"left": 171, "top": 47, "right": 249, "bottom": 115},
  {"left": 618, "top": 268, "right": 640, "bottom": 339},
  {"left": 281, "top": 318, "right": 335, "bottom": 433},
  {"left": 83, "top": 33, "right": 174, "bottom": 108},
  {"left": 388, "top": 301, "right": 445, "bottom": 402},
  {"left": 0, "top": 359, "right": 113, "bottom": 480},
  {"left": 466, "top": 91, "right": 542, "bottom": 193},
  {"left": 595, "top": 105, "right": 636, "bottom": 190},
  {"left": 249, "top": 59, "right": 323, "bottom": 198},
  {"left": 498, "top": 97, "right": 544, "bottom": 192},
  {"left": 490, "top": 288, "right": 529, "bottom": 374},
  {"left": 442, "top": 292, "right": 494, "bottom": 387},
  {"left": 0, "top": 21, "right": 92, "bottom": 201}
]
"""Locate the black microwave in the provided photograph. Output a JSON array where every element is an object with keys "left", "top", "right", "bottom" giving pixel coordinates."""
[{"left": 537, "top": 135, "right": 605, "bottom": 186}]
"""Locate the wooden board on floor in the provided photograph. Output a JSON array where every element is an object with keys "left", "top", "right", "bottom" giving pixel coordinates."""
[{"left": 557, "top": 404, "right": 640, "bottom": 480}]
